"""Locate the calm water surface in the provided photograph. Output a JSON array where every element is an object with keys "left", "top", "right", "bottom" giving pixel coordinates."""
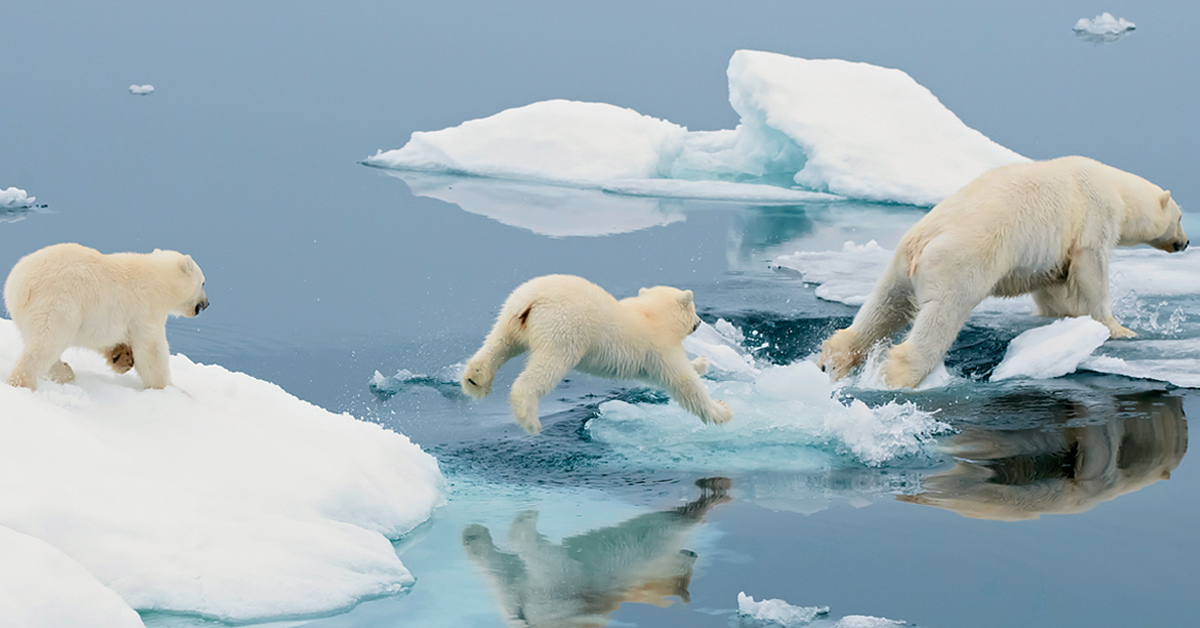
[{"left": 3, "top": 2, "right": 1199, "bottom": 627}]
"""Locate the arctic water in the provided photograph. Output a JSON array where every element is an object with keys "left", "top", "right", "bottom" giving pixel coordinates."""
[{"left": 2, "top": 2, "right": 1199, "bottom": 627}]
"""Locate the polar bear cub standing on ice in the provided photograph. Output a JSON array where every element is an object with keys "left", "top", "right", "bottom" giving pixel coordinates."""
[
  {"left": 462, "top": 275, "right": 731, "bottom": 434},
  {"left": 818, "top": 156, "right": 1188, "bottom": 389},
  {"left": 5, "top": 243, "right": 209, "bottom": 390}
]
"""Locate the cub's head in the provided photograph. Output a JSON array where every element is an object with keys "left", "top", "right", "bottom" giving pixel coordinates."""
[
  {"left": 637, "top": 286, "right": 700, "bottom": 340},
  {"left": 1135, "top": 190, "right": 1189, "bottom": 253},
  {"left": 154, "top": 249, "right": 209, "bottom": 317}
]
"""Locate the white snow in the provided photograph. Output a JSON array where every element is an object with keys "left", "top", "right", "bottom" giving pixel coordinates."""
[
  {"left": 991, "top": 317, "right": 1111, "bottom": 381},
  {"left": 0, "top": 319, "right": 445, "bottom": 623},
  {"left": 0, "top": 186, "right": 35, "bottom": 208},
  {"left": 738, "top": 592, "right": 828, "bottom": 626},
  {"left": 1082, "top": 355, "right": 1200, "bottom": 388},
  {"left": 775, "top": 240, "right": 893, "bottom": 306},
  {"left": 128, "top": 84, "right": 154, "bottom": 95},
  {"left": 0, "top": 526, "right": 145, "bottom": 628},
  {"left": 682, "top": 319, "right": 759, "bottom": 379},
  {"left": 368, "top": 51, "right": 1024, "bottom": 207},
  {"left": 1074, "top": 13, "right": 1136, "bottom": 43}
]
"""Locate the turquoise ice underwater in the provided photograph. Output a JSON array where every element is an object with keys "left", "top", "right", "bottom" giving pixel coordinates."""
[{"left": 2, "top": 2, "right": 1200, "bottom": 628}]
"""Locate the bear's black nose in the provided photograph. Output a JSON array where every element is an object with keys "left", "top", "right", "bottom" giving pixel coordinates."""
[{"left": 1175, "top": 240, "right": 1189, "bottom": 252}]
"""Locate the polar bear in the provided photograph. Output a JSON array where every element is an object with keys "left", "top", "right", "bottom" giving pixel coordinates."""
[
  {"left": 461, "top": 274, "right": 731, "bottom": 434},
  {"left": 818, "top": 156, "right": 1188, "bottom": 388},
  {"left": 4, "top": 243, "right": 209, "bottom": 390}
]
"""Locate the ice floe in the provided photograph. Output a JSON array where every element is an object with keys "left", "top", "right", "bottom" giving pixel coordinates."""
[
  {"left": 368, "top": 50, "right": 1024, "bottom": 207},
  {"left": 0, "top": 186, "right": 36, "bottom": 209},
  {"left": 990, "top": 317, "right": 1110, "bottom": 381},
  {"left": 0, "top": 319, "right": 445, "bottom": 623},
  {"left": 1074, "top": 13, "right": 1136, "bottom": 44},
  {"left": 0, "top": 526, "right": 145, "bottom": 628},
  {"left": 737, "top": 592, "right": 908, "bottom": 627},
  {"left": 128, "top": 84, "right": 154, "bottom": 95}
]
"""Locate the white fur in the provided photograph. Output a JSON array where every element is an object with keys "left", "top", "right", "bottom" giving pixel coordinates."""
[
  {"left": 818, "top": 156, "right": 1189, "bottom": 388},
  {"left": 462, "top": 274, "right": 731, "bottom": 434},
  {"left": 4, "top": 243, "right": 209, "bottom": 390}
]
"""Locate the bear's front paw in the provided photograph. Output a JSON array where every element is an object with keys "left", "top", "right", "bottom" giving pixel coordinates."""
[
  {"left": 49, "top": 361, "right": 76, "bottom": 384},
  {"left": 704, "top": 400, "right": 733, "bottom": 425},
  {"left": 106, "top": 344, "right": 135, "bottom": 374},
  {"left": 691, "top": 356, "right": 710, "bottom": 376},
  {"left": 817, "top": 329, "right": 863, "bottom": 380},
  {"left": 461, "top": 367, "right": 493, "bottom": 399},
  {"left": 1107, "top": 324, "right": 1137, "bottom": 339}
]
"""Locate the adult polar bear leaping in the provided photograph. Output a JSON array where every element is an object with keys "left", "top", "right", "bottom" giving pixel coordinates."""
[
  {"left": 818, "top": 156, "right": 1188, "bottom": 389},
  {"left": 5, "top": 243, "right": 209, "bottom": 390},
  {"left": 462, "top": 274, "right": 731, "bottom": 434}
]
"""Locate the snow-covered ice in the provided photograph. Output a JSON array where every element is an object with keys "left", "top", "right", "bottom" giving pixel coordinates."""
[
  {"left": 774, "top": 240, "right": 893, "bottom": 306},
  {"left": 682, "top": 319, "right": 759, "bottom": 379},
  {"left": 738, "top": 592, "right": 829, "bottom": 625},
  {"left": 128, "top": 84, "right": 155, "bottom": 95},
  {"left": 990, "top": 317, "right": 1110, "bottom": 381},
  {"left": 0, "top": 319, "right": 445, "bottom": 623},
  {"left": 1074, "top": 13, "right": 1136, "bottom": 44},
  {"left": 0, "top": 186, "right": 36, "bottom": 208},
  {"left": 368, "top": 50, "right": 1024, "bottom": 207},
  {"left": 0, "top": 526, "right": 145, "bottom": 628}
]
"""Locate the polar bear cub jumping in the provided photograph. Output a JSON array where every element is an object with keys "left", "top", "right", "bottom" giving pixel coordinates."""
[
  {"left": 462, "top": 274, "right": 731, "bottom": 434},
  {"left": 5, "top": 243, "right": 209, "bottom": 390},
  {"left": 818, "top": 156, "right": 1188, "bottom": 389}
]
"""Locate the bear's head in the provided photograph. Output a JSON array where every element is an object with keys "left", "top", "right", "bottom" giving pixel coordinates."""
[
  {"left": 1123, "top": 190, "right": 1189, "bottom": 253},
  {"left": 637, "top": 286, "right": 700, "bottom": 340},
  {"left": 154, "top": 249, "right": 209, "bottom": 318}
]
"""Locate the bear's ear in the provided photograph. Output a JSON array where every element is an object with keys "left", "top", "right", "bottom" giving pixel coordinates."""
[
  {"left": 178, "top": 255, "right": 195, "bottom": 275},
  {"left": 1161, "top": 190, "right": 1172, "bottom": 209},
  {"left": 679, "top": 289, "right": 694, "bottom": 306},
  {"left": 153, "top": 248, "right": 163, "bottom": 253},
  {"left": 639, "top": 287, "right": 650, "bottom": 297}
]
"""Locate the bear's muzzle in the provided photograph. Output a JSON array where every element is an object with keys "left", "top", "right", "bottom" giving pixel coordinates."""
[
  {"left": 1174, "top": 239, "right": 1189, "bottom": 252},
  {"left": 194, "top": 298, "right": 209, "bottom": 316}
]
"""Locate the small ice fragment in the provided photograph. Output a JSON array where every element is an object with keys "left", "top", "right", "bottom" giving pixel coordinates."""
[
  {"left": 737, "top": 592, "right": 829, "bottom": 626},
  {"left": 990, "top": 317, "right": 1110, "bottom": 381},
  {"left": 128, "top": 84, "right": 154, "bottom": 95},
  {"left": 0, "top": 187, "right": 35, "bottom": 209},
  {"left": 1073, "top": 13, "right": 1136, "bottom": 43}
]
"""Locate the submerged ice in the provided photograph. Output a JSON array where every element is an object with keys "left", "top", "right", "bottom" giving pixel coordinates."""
[
  {"left": 367, "top": 50, "right": 1025, "bottom": 207},
  {"left": 1074, "top": 13, "right": 1136, "bottom": 44},
  {"left": 0, "top": 319, "right": 445, "bottom": 623}
]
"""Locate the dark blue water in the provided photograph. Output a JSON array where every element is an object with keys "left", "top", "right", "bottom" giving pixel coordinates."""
[{"left": 3, "top": 2, "right": 1199, "bottom": 627}]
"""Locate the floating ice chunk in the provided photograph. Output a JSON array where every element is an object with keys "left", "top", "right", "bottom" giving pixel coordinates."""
[
  {"left": 719, "top": 51, "right": 1027, "bottom": 206},
  {"left": 587, "top": 361, "right": 949, "bottom": 470},
  {"left": 775, "top": 240, "right": 892, "bottom": 306},
  {"left": 365, "top": 99, "right": 688, "bottom": 186},
  {"left": 991, "top": 317, "right": 1110, "bottom": 381},
  {"left": 601, "top": 178, "right": 842, "bottom": 204},
  {"left": 0, "top": 319, "right": 445, "bottom": 623},
  {"left": 0, "top": 186, "right": 35, "bottom": 208},
  {"left": 1074, "top": 13, "right": 1136, "bottom": 44},
  {"left": 1082, "top": 355, "right": 1200, "bottom": 388},
  {"left": 128, "top": 84, "right": 154, "bottom": 95},
  {"left": 738, "top": 592, "right": 829, "bottom": 626},
  {"left": 369, "top": 364, "right": 465, "bottom": 400},
  {"left": 0, "top": 526, "right": 144, "bottom": 628},
  {"left": 831, "top": 617, "right": 909, "bottom": 628},
  {"left": 380, "top": 170, "right": 684, "bottom": 237}
]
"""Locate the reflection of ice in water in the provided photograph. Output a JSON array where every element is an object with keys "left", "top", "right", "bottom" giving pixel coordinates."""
[
  {"left": 464, "top": 479, "right": 729, "bottom": 628},
  {"left": 1074, "top": 13, "right": 1136, "bottom": 44},
  {"left": 900, "top": 389, "right": 1186, "bottom": 520},
  {"left": 379, "top": 170, "right": 685, "bottom": 237}
]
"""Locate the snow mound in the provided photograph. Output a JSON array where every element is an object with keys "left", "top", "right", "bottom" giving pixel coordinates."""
[
  {"left": 0, "top": 526, "right": 145, "bottom": 628},
  {"left": 367, "top": 51, "right": 1024, "bottom": 207},
  {"left": 1074, "top": 13, "right": 1135, "bottom": 44},
  {"left": 0, "top": 186, "right": 36, "bottom": 208},
  {"left": 738, "top": 592, "right": 828, "bottom": 626},
  {"left": 0, "top": 319, "right": 445, "bottom": 623},
  {"left": 991, "top": 317, "right": 1110, "bottom": 381},
  {"left": 365, "top": 100, "right": 688, "bottom": 185},
  {"left": 128, "top": 84, "right": 154, "bottom": 95}
]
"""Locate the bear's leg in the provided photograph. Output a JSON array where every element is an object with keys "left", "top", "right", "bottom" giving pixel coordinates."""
[
  {"left": 1070, "top": 248, "right": 1136, "bottom": 338},
  {"left": 7, "top": 334, "right": 72, "bottom": 390},
  {"left": 659, "top": 355, "right": 732, "bottom": 425},
  {"left": 131, "top": 332, "right": 172, "bottom": 389},
  {"left": 509, "top": 348, "right": 580, "bottom": 434},
  {"left": 48, "top": 360, "right": 75, "bottom": 384},
  {"left": 819, "top": 269, "right": 915, "bottom": 379},
  {"left": 884, "top": 294, "right": 980, "bottom": 389},
  {"left": 1033, "top": 283, "right": 1073, "bottom": 318},
  {"left": 462, "top": 333, "right": 523, "bottom": 399}
]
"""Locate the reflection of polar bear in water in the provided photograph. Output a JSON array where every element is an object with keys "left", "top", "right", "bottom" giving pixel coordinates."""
[
  {"left": 462, "top": 479, "right": 730, "bottom": 628},
  {"left": 462, "top": 274, "right": 731, "bottom": 434},
  {"left": 900, "top": 393, "right": 1187, "bottom": 520},
  {"left": 5, "top": 243, "right": 209, "bottom": 390},
  {"left": 819, "top": 156, "right": 1189, "bottom": 388}
]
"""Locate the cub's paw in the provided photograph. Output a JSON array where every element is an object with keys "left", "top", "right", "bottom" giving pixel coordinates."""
[
  {"left": 691, "top": 356, "right": 710, "bottom": 376},
  {"left": 106, "top": 344, "right": 135, "bottom": 374},
  {"left": 704, "top": 400, "right": 733, "bottom": 425},
  {"left": 1108, "top": 324, "right": 1137, "bottom": 339}
]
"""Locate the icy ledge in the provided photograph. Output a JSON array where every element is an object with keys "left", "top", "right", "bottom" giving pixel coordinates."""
[
  {"left": 366, "top": 50, "right": 1026, "bottom": 207},
  {"left": 0, "top": 319, "right": 445, "bottom": 624}
]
